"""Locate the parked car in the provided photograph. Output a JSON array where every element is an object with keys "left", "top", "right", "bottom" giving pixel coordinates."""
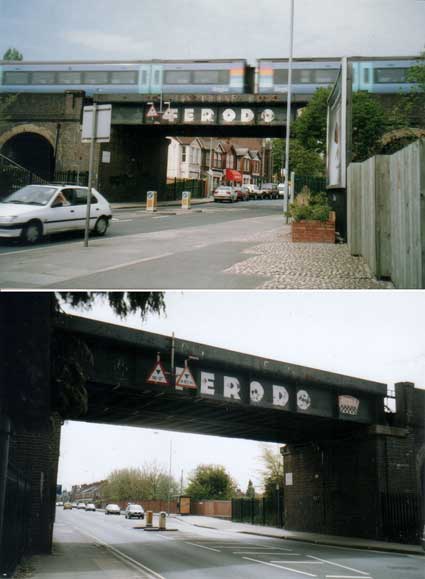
[
  {"left": 213, "top": 186, "right": 238, "bottom": 203},
  {"left": 63, "top": 502, "right": 72, "bottom": 510},
  {"left": 125, "top": 504, "right": 145, "bottom": 519},
  {"left": 105, "top": 503, "right": 121, "bottom": 515},
  {"left": 85, "top": 503, "right": 96, "bottom": 512},
  {"left": 71, "top": 502, "right": 78, "bottom": 508},
  {"left": 77, "top": 502, "right": 86, "bottom": 509},
  {"left": 234, "top": 186, "right": 250, "bottom": 202},
  {"left": 246, "top": 185, "right": 263, "bottom": 200},
  {"left": 261, "top": 183, "right": 279, "bottom": 199},
  {"left": 0, "top": 184, "right": 112, "bottom": 244},
  {"left": 56, "top": 501, "right": 63, "bottom": 506}
]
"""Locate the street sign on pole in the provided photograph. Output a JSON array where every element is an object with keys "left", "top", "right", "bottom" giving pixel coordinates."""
[
  {"left": 82, "top": 105, "right": 112, "bottom": 143},
  {"left": 81, "top": 104, "right": 112, "bottom": 247}
]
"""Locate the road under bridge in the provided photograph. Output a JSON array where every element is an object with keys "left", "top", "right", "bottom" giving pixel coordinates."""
[{"left": 0, "top": 295, "right": 424, "bottom": 571}]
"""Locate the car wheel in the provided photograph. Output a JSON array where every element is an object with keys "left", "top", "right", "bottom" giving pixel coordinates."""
[
  {"left": 94, "top": 216, "right": 109, "bottom": 236},
  {"left": 21, "top": 221, "right": 42, "bottom": 244}
]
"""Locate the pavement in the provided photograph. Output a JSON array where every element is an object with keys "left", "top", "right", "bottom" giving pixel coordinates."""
[
  {"left": 171, "top": 515, "right": 424, "bottom": 556},
  {"left": 14, "top": 513, "right": 423, "bottom": 579}
]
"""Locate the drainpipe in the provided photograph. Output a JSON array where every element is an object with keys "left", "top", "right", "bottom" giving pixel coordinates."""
[
  {"left": 53, "top": 123, "right": 61, "bottom": 177},
  {"left": 0, "top": 414, "right": 11, "bottom": 570}
]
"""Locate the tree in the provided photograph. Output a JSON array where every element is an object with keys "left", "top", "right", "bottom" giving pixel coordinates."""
[
  {"left": 3, "top": 48, "right": 23, "bottom": 61},
  {"left": 245, "top": 479, "right": 255, "bottom": 498},
  {"left": 351, "top": 92, "right": 387, "bottom": 161},
  {"left": 56, "top": 292, "right": 165, "bottom": 319},
  {"left": 272, "top": 138, "right": 325, "bottom": 178},
  {"left": 185, "top": 464, "right": 238, "bottom": 500},
  {"left": 101, "top": 463, "right": 179, "bottom": 502},
  {"left": 293, "top": 87, "right": 331, "bottom": 155},
  {"left": 258, "top": 445, "right": 284, "bottom": 499}
]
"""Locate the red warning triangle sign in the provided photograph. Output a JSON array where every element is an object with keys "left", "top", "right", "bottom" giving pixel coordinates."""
[
  {"left": 146, "top": 104, "right": 159, "bottom": 118},
  {"left": 175, "top": 362, "right": 197, "bottom": 390},
  {"left": 147, "top": 355, "right": 169, "bottom": 385}
]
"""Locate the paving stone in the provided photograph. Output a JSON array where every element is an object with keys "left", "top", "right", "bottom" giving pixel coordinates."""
[{"left": 225, "top": 226, "right": 393, "bottom": 290}]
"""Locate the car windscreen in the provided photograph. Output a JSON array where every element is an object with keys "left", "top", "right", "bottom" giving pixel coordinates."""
[
  {"left": 2, "top": 186, "right": 57, "bottom": 206},
  {"left": 129, "top": 505, "right": 143, "bottom": 511}
]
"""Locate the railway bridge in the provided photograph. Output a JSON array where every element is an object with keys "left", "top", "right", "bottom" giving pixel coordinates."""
[
  {"left": 0, "top": 295, "right": 424, "bottom": 571},
  {"left": 0, "top": 91, "right": 301, "bottom": 200}
]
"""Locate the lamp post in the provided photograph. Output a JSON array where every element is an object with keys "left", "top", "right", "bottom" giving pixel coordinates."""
[
  {"left": 283, "top": 0, "right": 295, "bottom": 220},
  {"left": 167, "top": 439, "right": 172, "bottom": 516}
]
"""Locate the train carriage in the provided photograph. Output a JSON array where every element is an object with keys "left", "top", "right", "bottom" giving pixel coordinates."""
[{"left": 0, "top": 59, "right": 250, "bottom": 95}]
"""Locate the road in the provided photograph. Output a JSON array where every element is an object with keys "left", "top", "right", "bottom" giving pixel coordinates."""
[
  {"left": 52, "top": 509, "right": 424, "bottom": 579},
  {"left": 0, "top": 200, "right": 284, "bottom": 289}
]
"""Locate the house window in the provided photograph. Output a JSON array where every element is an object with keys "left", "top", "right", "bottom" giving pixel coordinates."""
[{"left": 182, "top": 146, "right": 187, "bottom": 162}]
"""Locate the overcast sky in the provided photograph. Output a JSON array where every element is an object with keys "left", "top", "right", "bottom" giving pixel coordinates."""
[
  {"left": 1, "top": 0, "right": 424, "bottom": 63},
  {"left": 57, "top": 291, "right": 425, "bottom": 493}
]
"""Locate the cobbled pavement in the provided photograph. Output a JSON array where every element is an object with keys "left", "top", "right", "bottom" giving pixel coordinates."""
[{"left": 225, "top": 225, "right": 393, "bottom": 289}]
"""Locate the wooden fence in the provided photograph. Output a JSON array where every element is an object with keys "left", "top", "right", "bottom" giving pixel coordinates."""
[
  {"left": 191, "top": 500, "right": 231, "bottom": 519},
  {"left": 347, "top": 139, "right": 425, "bottom": 288}
]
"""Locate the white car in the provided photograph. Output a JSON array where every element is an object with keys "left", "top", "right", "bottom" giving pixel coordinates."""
[
  {"left": 0, "top": 184, "right": 112, "bottom": 244},
  {"left": 105, "top": 503, "right": 121, "bottom": 515},
  {"left": 213, "top": 186, "right": 238, "bottom": 203},
  {"left": 85, "top": 503, "right": 96, "bottom": 512},
  {"left": 124, "top": 504, "right": 145, "bottom": 519}
]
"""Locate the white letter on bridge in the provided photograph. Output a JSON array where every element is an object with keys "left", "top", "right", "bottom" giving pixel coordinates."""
[
  {"left": 222, "top": 109, "right": 236, "bottom": 123},
  {"left": 184, "top": 108, "right": 195, "bottom": 122},
  {"left": 201, "top": 109, "right": 215, "bottom": 122},
  {"left": 200, "top": 371, "right": 215, "bottom": 395},
  {"left": 273, "top": 385, "right": 289, "bottom": 407},
  {"left": 250, "top": 381, "right": 264, "bottom": 403},
  {"left": 224, "top": 376, "right": 241, "bottom": 400},
  {"left": 241, "top": 109, "right": 255, "bottom": 123}
]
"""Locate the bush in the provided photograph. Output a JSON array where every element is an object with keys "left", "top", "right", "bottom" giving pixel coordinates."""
[{"left": 287, "top": 191, "right": 331, "bottom": 222}]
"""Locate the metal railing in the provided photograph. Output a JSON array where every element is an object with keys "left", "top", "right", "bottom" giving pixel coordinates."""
[
  {"left": 232, "top": 493, "right": 284, "bottom": 528},
  {"left": 1, "top": 461, "right": 31, "bottom": 574},
  {"left": 164, "top": 178, "right": 205, "bottom": 201},
  {"left": 380, "top": 492, "right": 421, "bottom": 544},
  {"left": 294, "top": 175, "right": 327, "bottom": 196}
]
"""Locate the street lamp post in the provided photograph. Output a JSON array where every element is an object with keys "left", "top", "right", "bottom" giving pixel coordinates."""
[
  {"left": 284, "top": 0, "right": 295, "bottom": 220},
  {"left": 167, "top": 440, "right": 172, "bottom": 516}
]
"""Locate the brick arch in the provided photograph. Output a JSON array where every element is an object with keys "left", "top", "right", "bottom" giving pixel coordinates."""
[{"left": 0, "top": 124, "right": 55, "bottom": 150}]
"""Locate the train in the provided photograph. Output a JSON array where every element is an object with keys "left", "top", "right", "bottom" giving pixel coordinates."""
[{"left": 0, "top": 56, "right": 419, "bottom": 96}]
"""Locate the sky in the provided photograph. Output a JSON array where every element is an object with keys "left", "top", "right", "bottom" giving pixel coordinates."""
[
  {"left": 0, "top": 0, "right": 424, "bottom": 63},
  {"left": 57, "top": 291, "right": 425, "bottom": 493}
]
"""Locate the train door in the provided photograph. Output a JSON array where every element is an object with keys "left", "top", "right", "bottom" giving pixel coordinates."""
[
  {"left": 357, "top": 61, "right": 373, "bottom": 92},
  {"left": 139, "top": 64, "right": 151, "bottom": 94},
  {"left": 150, "top": 64, "right": 163, "bottom": 94}
]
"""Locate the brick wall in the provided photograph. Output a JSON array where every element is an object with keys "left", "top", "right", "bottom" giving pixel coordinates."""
[
  {"left": 191, "top": 500, "right": 232, "bottom": 518},
  {"left": 292, "top": 219, "right": 336, "bottom": 243}
]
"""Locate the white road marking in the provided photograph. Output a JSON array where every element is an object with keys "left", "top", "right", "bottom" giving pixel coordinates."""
[
  {"left": 185, "top": 542, "right": 221, "bottom": 552},
  {"left": 325, "top": 576, "right": 372, "bottom": 579},
  {"left": 270, "top": 561, "right": 324, "bottom": 564},
  {"left": 233, "top": 550, "right": 293, "bottom": 554},
  {"left": 70, "top": 525, "right": 165, "bottom": 579},
  {"left": 308, "top": 555, "right": 370, "bottom": 575},
  {"left": 157, "top": 533, "right": 176, "bottom": 541},
  {"left": 83, "top": 251, "right": 174, "bottom": 275},
  {"left": 243, "top": 557, "right": 317, "bottom": 576}
]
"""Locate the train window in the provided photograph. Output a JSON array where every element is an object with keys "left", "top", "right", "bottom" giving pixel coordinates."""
[
  {"left": 164, "top": 70, "right": 191, "bottom": 84},
  {"left": 154, "top": 70, "right": 160, "bottom": 84},
  {"left": 374, "top": 68, "right": 407, "bottom": 84},
  {"left": 57, "top": 71, "right": 82, "bottom": 84},
  {"left": 141, "top": 70, "right": 148, "bottom": 84},
  {"left": 110, "top": 71, "right": 138, "bottom": 84},
  {"left": 192, "top": 70, "right": 230, "bottom": 84},
  {"left": 3, "top": 71, "right": 30, "bottom": 85},
  {"left": 274, "top": 69, "right": 288, "bottom": 84},
  {"left": 314, "top": 69, "right": 339, "bottom": 83},
  {"left": 32, "top": 71, "right": 56, "bottom": 85},
  {"left": 296, "top": 70, "right": 313, "bottom": 83},
  {"left": 83, "top": 71, "right": 110, "bottom": 84},
  {"left": 363, "top": 69, "right": 370, "bottom": 83}
]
